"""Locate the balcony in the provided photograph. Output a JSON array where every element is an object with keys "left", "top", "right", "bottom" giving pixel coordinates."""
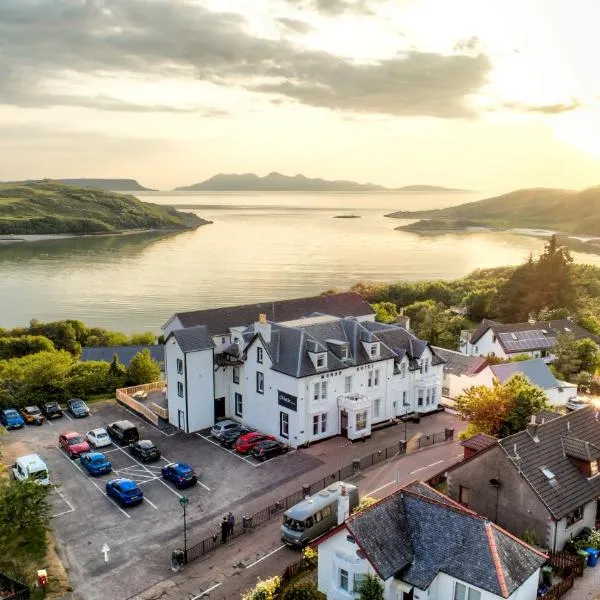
[{"left": 337, "top": 393, "right": 371, "bottom": 411}]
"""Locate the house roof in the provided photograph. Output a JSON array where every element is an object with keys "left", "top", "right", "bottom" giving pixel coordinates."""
[
  {"left": 432, "top": 346, "right": 487, "bottom": 376},
  {"left": 81, "top": 345, "right": 164, "bottom": 366},
  {"left": 164, "top": 292, "right": 374, "bottom": 334},
  {"left": 469, "top": 318, "right": 597, "bottom": 353},
  {"left": 461, "top": 433, "right": 497, "bottom": 453},
  {"left": 490, "top": 358, "right": 560, "bottom": 390},
  {"left": 168, "top": 326, "right": 215, "bottom": 353},
  {"left": 341, "top": 482, "right": 545, "bottom": 597},
  {"left": 535, "top": 410, "right": 562, "bottom": 425},
  {"left": 499, "top": 406, "right": 600, "bottom": 519}
]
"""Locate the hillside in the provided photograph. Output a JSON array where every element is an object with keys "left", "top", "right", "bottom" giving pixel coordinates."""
[
  {"left": 0, "top": 181, "right": 209, "bottom": 235},
  {"left": 386, "top": 185, "right": 600, "bottom": 235},
  {"left": 53, "top": 178, "right": 154, "bottom": 191},
  {"left": 175, "top": 172, "right": 464, "bottom": 192}
]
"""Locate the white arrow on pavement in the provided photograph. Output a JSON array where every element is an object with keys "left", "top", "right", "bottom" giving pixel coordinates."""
[{"left": 101, "top": 543, "right": 110, "bottom": 563}]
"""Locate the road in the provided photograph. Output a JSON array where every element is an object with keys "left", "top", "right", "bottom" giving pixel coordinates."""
[{"left": 130, "top": 437, "right": 463, "bottom": 600}]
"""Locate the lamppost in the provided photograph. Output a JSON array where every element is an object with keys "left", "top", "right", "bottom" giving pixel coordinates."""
[
  {"left": 179, "top": 496, "right": 189, "bottom": 561},
  {"left": 403, "top": 399, "right": 410, "bottom": 441}
]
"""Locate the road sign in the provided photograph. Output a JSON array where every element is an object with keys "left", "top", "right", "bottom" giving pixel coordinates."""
[{"left": 101, "top": 543, "right": 110, "bottom": 563}]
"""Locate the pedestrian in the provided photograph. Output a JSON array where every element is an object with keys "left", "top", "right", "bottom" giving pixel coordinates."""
[
  {"left": 221, "top": 516, "right": 229, "bottom": 543},
  {"left": 227, "top": 511, "right": 235, "bottom": 535}
]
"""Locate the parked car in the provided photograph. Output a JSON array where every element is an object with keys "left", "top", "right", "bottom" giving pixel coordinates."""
[
  {"left": 220, "top": 426, "right": 253, "bottom": 449},
  {"left": 235, "top": 432, "right": 276, "bottom": 454},
  {"left": 67, "top": 398, "right": 90, "bottom": 418},
  {"left": 41, "top": 402, "right": 63, "bottom": 420},
  {"left": 567, "top": 398, "right": 589, "bottom": 411},
  {"left": 251, "top": 440, "right": 287, "bottom": 461},
  {"left": 105, "top": 478, "right": 143, "bottom": 507},
  {"left": 12, "top": 454, "right": 50, "bottom": 485},
  {"left": 129, "top": 439, "right": 161, "bottom": 462},
  {"left": 106, "top": 420, "right": 139, "bottom": 445},
  {"left": 211, "top": 419, "right": 241, "bottom": 441},
  {"left": 86, "top": 428, "right": 111, "bottom": 448},
  {"left": 59, "top": 431, "right": 91, "bottom": 459},
  {"left": 0, "top": 408, "right": 25, "bottom": 430},
  {"left": 161, "top": 463, "right": 198, "bottom": 489},
  {"left": 80, "top": 452, "right": 112, "bottom": 476},
  {"left": 20, "top": 406, "right": 45, "bottom": 426}
]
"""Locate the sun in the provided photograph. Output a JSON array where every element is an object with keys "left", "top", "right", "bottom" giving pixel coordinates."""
[{"left": 553, "top": 107, "right": 600, "bottom": 160}]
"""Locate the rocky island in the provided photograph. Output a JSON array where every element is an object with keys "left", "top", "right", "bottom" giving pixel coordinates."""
[{"left": 0, "top": 180, "right": 210, "bottom": 237}]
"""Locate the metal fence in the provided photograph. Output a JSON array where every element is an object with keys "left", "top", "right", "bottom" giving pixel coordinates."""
[{"left": 184, "top": 427, "right": 453, "bottom": 564}]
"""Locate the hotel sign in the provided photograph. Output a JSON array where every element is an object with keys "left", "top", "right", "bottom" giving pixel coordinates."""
[{"left": 277, "top": 390, "right": 297, "bottom": 412}]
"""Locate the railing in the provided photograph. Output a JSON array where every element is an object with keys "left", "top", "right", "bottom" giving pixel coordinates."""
[
  {"left": 119, "top": 381, "right": 166, "bottom": 396},
  {"left": 184, "top": 427, "right": 453, "bottom": 564},
  {"left": 150, "top": 403, "right": 169, "bottom": 419},
  {"left": 115, "top": 389, "right": 160, "bottom": 426},
  {"left": 542, "top": 575, "right": 575, "bottom": 600},
  {"left": 115, "top": 381, "right": 167, "bottom": 426}
]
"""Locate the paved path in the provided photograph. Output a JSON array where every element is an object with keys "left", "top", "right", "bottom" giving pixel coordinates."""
[
  {"left": 563, "top": 565, "right": 600, "bottom": 600},
  {"left": 128, "top": 438, "right": 463, "bottom": 600}
]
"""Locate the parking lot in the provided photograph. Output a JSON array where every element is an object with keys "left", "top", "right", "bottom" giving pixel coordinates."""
[{"left": 1, "top": 401, "right": 325, "bottom": 600}]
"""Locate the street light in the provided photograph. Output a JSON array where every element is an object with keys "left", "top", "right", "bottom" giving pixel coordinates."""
[
  {"left": 403, "top": 400, "right": 410, "bottom": 441},
  {"left": 179, "top": 496, "right": 189, "bottom": 561}
]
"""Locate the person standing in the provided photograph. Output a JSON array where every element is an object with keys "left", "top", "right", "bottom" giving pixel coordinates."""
[
  {"left": 227, "top": 512, "right": 235, "bottom": 536},
  {"left": 221, "top": 516, "right": 229, "bottom": 543}
]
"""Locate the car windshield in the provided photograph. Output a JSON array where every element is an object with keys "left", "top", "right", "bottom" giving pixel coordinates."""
[
  {"left": 175, "top": 465, "right": 192, "bottom": 475},
  {"left": 5, "top": 410, "right": 19, "bottom": 418},
  {"left": 27, "top": 408, "right": 41, "bottom": 415},
  {"left": 31, "top": 470, "right": 48, "bottom": 480},
  {"left": 72, "top": 401, "right": 84, "bottom": 408},
  {"left": 283, "top": 517, "right": 305, "bottom": 532},
  {"left": 91, "top": 456, "right": 106, "bottom": 464},
  {"left": 68, "top": 436, "right": 84, "bottom": 445},
  {"left": 96, "top": 431, "right": 108, "bottom": 438},
  {"left": 47, "top": 403, "right": 59, "bottom": 409}
]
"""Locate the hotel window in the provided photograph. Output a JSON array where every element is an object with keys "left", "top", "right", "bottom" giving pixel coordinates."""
[
  {"left": 176, "top": 358, "right": 183, "bottom": 374},
  {"left": 339, "top": 569, "right": 349, "bottom": 591},
  {"left": 418, "top": 390, "right": 424, "bottom": 407},
  {"left": 235, "top": 392, "right": 243, "bottom": 417},
  {"left": 424, "top": 359, "right": 429, "bottom": 373},
  {"left": 454, "top": 582, "right": 481, "bottom": 600},
  {"left": 370, "top": 343, "right": 379, "bottom": 357},
  {"left": 400, "top": 363, "right": 406, "bottom": 378},
  {"left": 459, "top": 486, "right": 469, "bottom": 506},
  {"left": 374, "top": 398, "right": 382, "bottom": 419},
  {"left": 257, "top": 347, "right": 263, "bottom": 363},
  {"left": 402, "top": 391, "right": 407, "bottom": 406},
  {"left": 344, "top": 375, "right": 352, "bottom": 393},
  {"left": 341, "top": 345, "right": 349, "bottom": 360},
  {"left": 316, "top": 354, "right": 325, "bottom": 368},
  {"left": 321, "top": 381, "right": 328, "bottom": 400},
  {"left": 356, "top": 411, "right": 367, "bottom": 430},
  {"left": 313, "top": 413, "right": 328, "bottom": 435},
  {"left": 425, "top": 389, "right": 430, "bottom": 406},
  {"left": 256, "top": 371, "right": 264, "bottom": 394},
  {"left": 233, "top": 366, "right": 239, "bottom": 384},
  {"left": 177, "top": 381, "right": 184, "bottom": 397},
  {"left": 368, "top": 370, "right": 379, "bottom": 387},
  {"left": 280, "top": 412, "right": 289, "bottom": 438},
  {"left": 313, "top": 382, "right": 320, "bottom": 401}
]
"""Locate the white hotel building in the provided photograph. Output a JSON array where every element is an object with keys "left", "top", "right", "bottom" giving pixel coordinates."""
[{"left": 163, "top": 293, "right": 444, "bottom": 448}]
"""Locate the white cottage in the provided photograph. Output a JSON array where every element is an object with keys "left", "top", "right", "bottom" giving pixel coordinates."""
[
  {"left": 316, "top": 482, "right": 547, "bottom": 600},
  {"left": 163, "top": 294, "right": 444, "bottom": 446}
]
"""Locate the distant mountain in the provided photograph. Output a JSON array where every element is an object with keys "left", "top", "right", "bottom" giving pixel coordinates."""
[
  {"left": 175, "top": 172, "right": 465, "bottom": 192},
  {"left": 53, "top": 179, "right": 154, "bottom": 191},
  {"left": 386, "top": 185, "right": 600, "bottom": 235}
]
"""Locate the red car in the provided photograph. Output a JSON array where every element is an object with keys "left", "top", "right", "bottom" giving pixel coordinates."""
[
  {"left": 234, "top": 432, "right": 276, "bottom": 454},
  {"left": 59, "top": 431, "right": 91, "bottom": 459}
]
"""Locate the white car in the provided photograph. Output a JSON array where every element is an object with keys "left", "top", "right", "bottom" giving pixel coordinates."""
[
  {"left": 567, "top": 398, "right": 589, "bottom": 411},
  {"left": 86, "top": 428, "right": 112, "bottom": 448}
]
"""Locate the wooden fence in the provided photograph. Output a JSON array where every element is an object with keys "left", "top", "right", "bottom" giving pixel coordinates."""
[
  {"left": 542, "top": 575, "right": 575, "bottom": 600},
  {"left": 150, "top": 403, "right": 169, "bottom": 419},
  {"left": 115, "top": 381, "right": 167, "bottom": 426},
  {"left": 548, "top": 551, "right": 585, "bottom": 578}
]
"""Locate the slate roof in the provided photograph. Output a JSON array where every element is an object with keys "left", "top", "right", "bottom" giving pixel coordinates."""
[
  {"left": 433, "top": 346, "right": 487, "bottom": 376},
  {"left": 169, "top": 326, "right": 215, "bottom": 353},
  {"left": 461, "top": 433, "right": 497, "bottom": 453},
  {"left": 243, "top": 315, "right": 442, "bottom": 379},
  {"left": 490, "top": 358, "right": 560, "bottom": 390},
  {"left": 499, "top": 406, "right": 600, "bottom": 519},
  {"left": 81, "top": 345, "right": 164, "bottom": 366},
  {"left": 561, "top": 436, "right": 600, "bottom": 461},
  {"left": 469, "top": 318, "right": 597, "bottom": 353},
  {"left": 165, "top": 292, "right": 374, "bottom": 333},
  {"left": 535, "top": 410, "right": 562, "bottom": 425},
  {"left": 342, "top": 483, "right": 546, "bottom": 597}
]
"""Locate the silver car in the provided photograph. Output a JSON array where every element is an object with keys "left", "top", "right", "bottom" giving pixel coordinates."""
[
  {"left": 567, "top": 398, "right": 589, "bottom": 411},
  {"left": 211, "top": 419, "right": 241, "bottom": 441}
]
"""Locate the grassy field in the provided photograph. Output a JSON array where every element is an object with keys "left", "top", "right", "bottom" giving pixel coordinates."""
[{"left": 0, "top": 180, "right": 209, "bottom": 235}]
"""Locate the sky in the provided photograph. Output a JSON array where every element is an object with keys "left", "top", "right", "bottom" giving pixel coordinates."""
[{"left": 1, "top": 0, "right": 600, "bottom": 192}]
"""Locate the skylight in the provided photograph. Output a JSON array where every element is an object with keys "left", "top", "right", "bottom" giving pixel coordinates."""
[{"left": 541, "top": 466, "right": 555, "bottom": 480}]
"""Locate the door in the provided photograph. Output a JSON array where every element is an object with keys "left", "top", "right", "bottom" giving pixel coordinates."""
[
  {"left": 280, "top": 412, "right": 289, "bottom": 438},
  {"left": 340, "top": 410, "right": 348, "bottom": 437},
  {"left": 402, "top": 590, "right": 414, "bottom": 600},
  {"left": 177, "top": 409, "right": 185, "bottom": 430},
  {"left": 214, "top": 397, "right": 226, "bottom": 421}
]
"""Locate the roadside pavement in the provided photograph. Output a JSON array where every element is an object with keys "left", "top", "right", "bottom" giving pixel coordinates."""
[
  {"left": 563, "top": 565, "right": 600, "bottom": 600},
  {"left": 128, "top": 436, "right": 463, "bottom": 600}
]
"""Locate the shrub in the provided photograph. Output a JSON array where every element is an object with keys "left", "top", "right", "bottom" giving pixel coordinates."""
[
  {"left": 357, "top": 574, "right": 384, "bottom": 600},
  {"left": 126, "top": 349, "right": 161, "bottom": 385},
  {"left": 352, "top": 497, "right": 377, "bottom": 514},
  {"left": 241, "top": 576, "right": 280, "bottom": 600},
  {"left": 302, "top": 546, "right": 318, "bottom": 568},
  {"left": 281, "top": 582, "right": 324, "bottom": 600}
]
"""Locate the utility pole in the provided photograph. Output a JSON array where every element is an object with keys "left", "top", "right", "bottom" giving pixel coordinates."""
[{"left": 179, "top": 496, "right": 189, "bottom": 561}]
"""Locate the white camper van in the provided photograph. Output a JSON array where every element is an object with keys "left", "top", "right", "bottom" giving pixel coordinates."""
[{"left": 12, "top": 454, "right": 50, "bottom": 485}]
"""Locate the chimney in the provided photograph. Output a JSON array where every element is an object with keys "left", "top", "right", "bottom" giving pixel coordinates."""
[
  {"left": 255, "top": 314, "right": 271, "bottom": 343},
  {"left": 337, "top": 485, "right": 350, "bottom": 525},
  {"left": 396, "top": 314, "right": 411, "bottom": 330},
  {"left": 528, "top": 314, "right": 536, "bottom": 325},
  {"left": 527, "top": 418, "right": 539, "bottom": 442}
]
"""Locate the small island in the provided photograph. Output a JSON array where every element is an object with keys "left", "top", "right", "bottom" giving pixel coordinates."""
[
  {"left": 53, "top": 178, "right": 155, "bottom": 191},
  {"left": 333, "top": 214, "right": 361, "bottom": 219},
  {"left": 0, "top": 180, "right": 211, "bottom": 237}
]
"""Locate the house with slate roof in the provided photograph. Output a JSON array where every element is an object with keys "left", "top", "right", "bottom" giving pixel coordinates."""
[
  {"left": 316, "top": 481, "right": 546, "bottom": 600},
  {"left": 432, "top": 346, "right": 488, "bottom": 400},
  {"left": 459, "top": 317, "right": 598, "bottom": 362},
  {"left": 163, "top": 295, "right": 444, "bottom": 445},
  {"left": 447, "top": 406, "right": 600, "bottom": 551}
]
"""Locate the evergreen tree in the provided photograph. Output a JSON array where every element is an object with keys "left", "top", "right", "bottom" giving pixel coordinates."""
[
  {"left": 358, "top": 574, "right": 384, "bottom": 600},
  {"left": 126, "top": 349, "right": 160, "bottom": 385}
]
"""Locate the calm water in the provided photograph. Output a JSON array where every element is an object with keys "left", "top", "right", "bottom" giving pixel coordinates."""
[{"left": 2, "top": 191, "right": 599, "bottom": 333}]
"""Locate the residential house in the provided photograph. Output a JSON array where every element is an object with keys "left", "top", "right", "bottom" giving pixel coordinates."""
[
  {"left": 316, "top": 481, "right": 546, "bottom": 600},
  {"left": 447, "top": 407, "right": 600, "bottom": 551},
  {"left": 461, "top": 433, "right": 496, "bottom": 460},
  {"left": 432, "top": 347, "right": 487, "bottom": 400},
  {"left": 459, "top": 318, "right": 597, "bottom": 361},
  {"left": 164, "top": 296, "right": 445, "bottom": 446},
  {"left": 444, "top": 358, "right": 577, "bottom": 407}
]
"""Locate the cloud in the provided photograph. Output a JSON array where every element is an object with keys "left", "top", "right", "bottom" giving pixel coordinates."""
[
  {"left": 502, "top": 100, "right": 582, "bottom": 114},
  {"left": 0, "top": 0, "right": 490, "bottom": 118},
  {"left": 289, "top": 0, "right": 374, "bottom": 16},
  {"left": 278, "top": 17, "right": 313, "bottom": 34}
]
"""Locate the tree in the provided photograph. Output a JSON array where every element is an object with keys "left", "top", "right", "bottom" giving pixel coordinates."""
[
  {"left": 552, "top": 333, "right": 600, "bottom": 380},
  {"left": 574, "top": 338, "right": 600, "bottom": 374},
  {"left": 281, "top": 582, "right": 324, "bottom": 600},
  {"left": 128, "top": 332, "right": 156, "bottom": 345},
  {"left": 456, "top": 374, "right": 548, "bottom": 438},
  {"left": 358, "top": 574, "right": 384, "bottom": 600},
  {"left": 404, "top": 301, "right": 468, "bottom": 349},
  {"left": 371, "top": 302, "right": 399, "bottom": 324},
  {"left": 0, "top": 335, "right": 55, "bottom": 359},
  {"left": 464, "top": 288, "right": 496, "bottom": 321},
  {"left": 126, "top": 349, "right": 160, "bottom": 385}
]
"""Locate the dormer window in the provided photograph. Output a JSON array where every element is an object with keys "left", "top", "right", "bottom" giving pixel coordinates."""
[
  {"left": 590, "top": 460, "right": 599, "bottom": 477},
  {"left": 316, "top": 354, "right": 326, "bottom": 368},
  {"left": 370, "top": 343, "right": 379, "bottom": 358},
  {"left": 341, "top": 346, "right": 349, "bottom": 360}
]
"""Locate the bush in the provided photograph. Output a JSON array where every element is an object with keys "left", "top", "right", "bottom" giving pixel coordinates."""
[
  {"left": 241, "top": 576, "right": 280, "bottom": 600},
  {"left": 281, "top": 582, "right": 324, "bottom": 600},
  {"left": 302, "top": 546, "right": 318, "bottom": 568},
  {"left": 0, "top": 336, "right": 55, "bottom": 360},
  {"left": 357, "top": 574, "right": 384, "bottom": 600},
  {"left": 352, "top": 497, "right": 377, "bottom": 514}
]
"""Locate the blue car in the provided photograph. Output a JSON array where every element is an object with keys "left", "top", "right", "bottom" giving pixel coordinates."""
[
  {"left": 0, "top": 408, "right": 25, "bottom": 430},
  {"left": 80, "top": 452, "right": 112, "bottom": 476},
  {"left": 161, "top": 463, "right": 198, "bottom": 489},
  {"left": 105, "top": 478, "right": 143, "bottom": 507}
]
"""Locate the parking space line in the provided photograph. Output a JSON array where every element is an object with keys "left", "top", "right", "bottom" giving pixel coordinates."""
[
  {"left": 246, "top": 545, "right": 286, "bottom": 569},
  {"left": 195, "top": 432, "right": 260, "bottom": 468},
  {"left": 197, "top": 480, "right": 211, "bottom": 491},
  {"left": 191, "top": 582, "right": 222, "bottom": 599},
  {"left": 57, "top": 449, "right": 131, "bottom": 519},
  {"left": 143, "top": 497, "right": 158, "bottom": 510},
  {"left": 51, "top": 488, "right": 75, "bottom": 518},
  {"left": 112, "top": 445, "right": 184, "bottom": 499},
  {"left": 118, "top": 405, "right": 177, "bottom": 437},
  {"left": 63, "top": 412, "right": 73, "bottom": 422}
]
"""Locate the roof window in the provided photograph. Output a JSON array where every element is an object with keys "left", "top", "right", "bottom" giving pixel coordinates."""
[{"left": 541, "top": 466, "right": 556, "bottom": 481}]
